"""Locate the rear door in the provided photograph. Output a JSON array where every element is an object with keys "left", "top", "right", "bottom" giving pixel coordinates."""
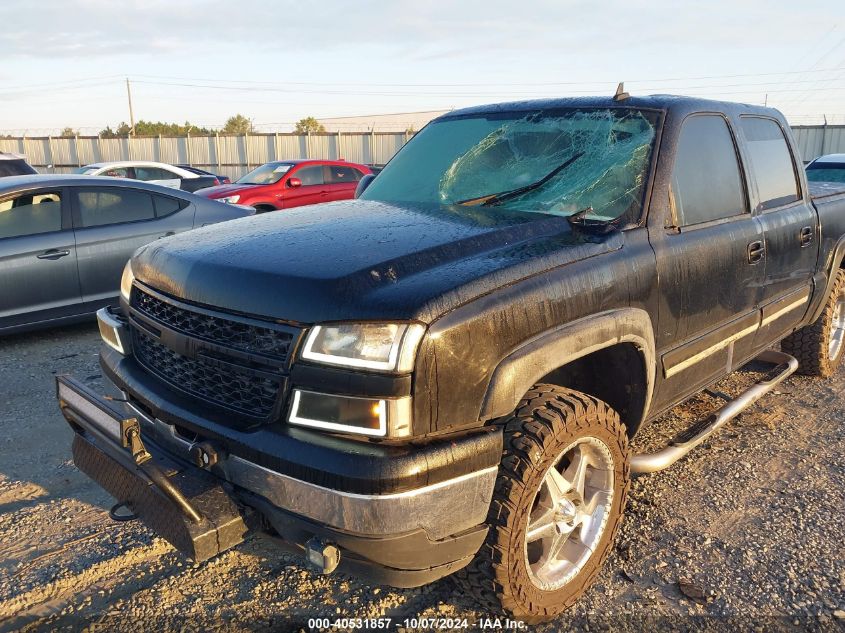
[
  {"left": 738, "top": 117, "right": 819, "bottom": 345},
  {"left": 71, "top": 186, "right": 195, "bottom": 307},
  {"left": 0, "top": 188, "right": 82, "bottom": 330},
  {"left": 650, "top": 113, "right": 766, "bottom": 411},
  {"left": 282, "top": 164, "right": 328, "bottom": 208},
  {"left": 323, "top": 164, "right": 363, "bottom": 201}
]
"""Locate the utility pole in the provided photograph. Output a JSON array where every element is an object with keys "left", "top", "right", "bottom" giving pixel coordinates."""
[{"left": 126, "top": 77, "right": 135, "bottom": 137}]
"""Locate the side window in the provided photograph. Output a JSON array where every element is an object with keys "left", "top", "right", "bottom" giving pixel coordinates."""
[
  {"left": 670, "top": 115, "right": 746, "bottom": 227},
  {"left": 0, "top": 191, "right": 63, "bottom": 239},
  {"left": 152, "top": 194, "right": 185, "bottom": 217},
  {"left": 103, "top": 167, "right": 132, "bottom": 178},
  {"left": 325, "top": 165, "right": 362, "bottom": 184},
  {"left": 293, "top": 165, "right": 324, "bottom": 186},
  {"left": 135, "top": 167, "right": 178, "bottom": 181},
  {"left": 740, "top": 117, "right": 800, "bottom": 210},
  {"left": 75, "top": 188, "right": 155, "bottom": 227}
]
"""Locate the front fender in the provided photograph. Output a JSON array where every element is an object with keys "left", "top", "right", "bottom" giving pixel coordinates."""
[{"left": 479, "top": 308, "right": 656, "bottom": 428}]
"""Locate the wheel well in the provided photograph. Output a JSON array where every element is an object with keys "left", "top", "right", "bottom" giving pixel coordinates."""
[
  {"left": 537, "top": 343, "right": 648, "bottom": 436},
  {"left": 252, "top": 204, "right": 276, "bottom": 213}
]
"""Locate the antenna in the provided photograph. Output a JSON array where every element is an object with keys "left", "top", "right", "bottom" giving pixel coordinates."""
[{"left": 613, "top": 82, "right": 630, "bottom": 101}]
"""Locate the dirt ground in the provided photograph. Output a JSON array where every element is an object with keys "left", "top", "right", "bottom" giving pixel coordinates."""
[{"left": 1, "top": 322, "right": 844, "bottom": 632}]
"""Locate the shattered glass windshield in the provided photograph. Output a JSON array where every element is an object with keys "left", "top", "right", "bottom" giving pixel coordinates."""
[{"left": 362, "top": 108, "right": 660, "bottom": 223}]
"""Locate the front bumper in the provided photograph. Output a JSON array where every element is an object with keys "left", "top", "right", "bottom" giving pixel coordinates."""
[{"left": 59, "top": 335, "right": 500, "bottom": 585}]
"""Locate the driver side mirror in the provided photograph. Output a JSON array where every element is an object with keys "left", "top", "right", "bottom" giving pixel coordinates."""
[
  {"left": 355, "top": 174, "right": 376, "bottom": 198},
  {"left": 287, "top": 177, "right": 302, "bottom": 188}
]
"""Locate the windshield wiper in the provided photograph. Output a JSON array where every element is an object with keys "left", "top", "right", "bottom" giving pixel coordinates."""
[
  {"left": 457, "top": 152, "right": 584, "bottom": 207},
  {"left": 566, "top": 205, "right": 624, "bottom": 235}
]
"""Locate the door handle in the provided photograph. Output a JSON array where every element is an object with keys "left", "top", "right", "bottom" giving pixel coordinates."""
[
  {"left": 799, "top": 226, "right": 813, "bottom": 247},
  {"left": 36, "top": 249, "right": 70, "bottom": 260},
  {"left": 747, "top": 240, "right": 765, "bottom": 264},
  {"left": 157, "top": 231, "right": 176, "bottom": 240}
]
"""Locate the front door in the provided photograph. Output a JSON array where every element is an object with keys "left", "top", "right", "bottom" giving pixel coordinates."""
[
  {"left": 649, "top": 113, "right": 766, "bottom": 412},
  {"left": 0, "top": 188, "right": 82, "bottom": 330},
  {"left": 283, "top": 164, "right": 329, "bottom": 208}
]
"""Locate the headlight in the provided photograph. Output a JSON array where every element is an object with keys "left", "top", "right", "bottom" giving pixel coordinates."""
[
  {"left": 301, "top": 323, "right": 425, "bottom": 372},
  {"left": 119, "top": 260, "right": 135, "bottom": 302},
  {"left": 288, "top": 390, "right": 411, "bottom": 437},
  {"left": 219, "top": 195, "right": 240, "bottom": 204}
]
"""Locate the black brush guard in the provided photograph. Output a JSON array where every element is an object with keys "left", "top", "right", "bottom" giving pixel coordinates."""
[{"left": 57, "top": 375, "right": 247, "bottom": 562}]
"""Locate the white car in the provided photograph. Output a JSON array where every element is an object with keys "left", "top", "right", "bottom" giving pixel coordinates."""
[{"left": 75, "top": 161, "right": 219, "bottom": 192}]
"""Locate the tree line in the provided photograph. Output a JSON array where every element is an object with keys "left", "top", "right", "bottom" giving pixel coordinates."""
[{"left": 54, "top": 115, "right": 327, "bottom": 138}]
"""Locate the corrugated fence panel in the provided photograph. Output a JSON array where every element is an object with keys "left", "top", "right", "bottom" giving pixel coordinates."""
[
  {"left": 217, "top": 135, "right": 245, "bottom": 167},
  {"left": 50, "top": 137, "right": 77, "bottom": 166},
  {"left": 0, "top": 138, "right": 24, "bottom": 153},
  {"left": 77, "top": 137, "right": 99, "bottom": 165},
  {"left": 337, "top": 134, "right": 365, "bottom": 164},
  {"left": 373, "top": 134, "right": 405, "bottom": 164},
  {"left": 186, "top": 136, "right": 215, "bottom": 168},
  {"left": 10, "top": 127, "right": 842, "bottom": 172},
  {"left": 277, "top": 135, "right": 306, "bottom": 160},
  {"left": 247, "top": 134, "right": 273, "bottom": 166},
  {"left": 158, "top": 137, "right": 184, "bottom": 164}
]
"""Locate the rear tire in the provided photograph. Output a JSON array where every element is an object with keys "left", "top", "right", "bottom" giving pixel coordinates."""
[
  {"left": 456, "top": 385, "right": 629, "bottom": 622},
  {"left": 781, "top": 269, "right": 845, "bottom": 377}
]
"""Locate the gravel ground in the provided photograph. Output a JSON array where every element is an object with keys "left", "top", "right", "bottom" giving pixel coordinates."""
[{"left": 1, "top": 323, "right": 844, "bottom": 632}]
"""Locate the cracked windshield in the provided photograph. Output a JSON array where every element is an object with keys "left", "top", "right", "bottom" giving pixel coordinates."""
[{"left": 362, "top": 108, "right": 659, "bottom": 222}]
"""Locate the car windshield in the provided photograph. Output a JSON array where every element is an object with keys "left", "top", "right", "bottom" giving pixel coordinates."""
[
  {"left": 236, "top": 162, "right": 294, "bottom": 185},
  {"left": 361, "top": 107, "right": 660, "bottom": 222},
  {"left": 75, "top": 166, "right": 100, "bottom": 175},
  {"left": 806, "top": 165, "right": 845, "bottom": 184}
]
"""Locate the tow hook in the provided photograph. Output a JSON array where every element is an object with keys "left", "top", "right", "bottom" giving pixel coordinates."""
[
  {"left": 189, "top": 441, "right": 222, "bottom": 469},
  {"left": 305, "top": 537, "right": 341, "bottom": 575}
]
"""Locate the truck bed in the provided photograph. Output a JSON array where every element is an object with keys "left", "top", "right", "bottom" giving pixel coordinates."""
[{"left": 809, "top": 181, "right": 845, "bottom": 200}]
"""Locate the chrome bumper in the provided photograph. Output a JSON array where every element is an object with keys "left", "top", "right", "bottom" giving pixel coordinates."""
[{"left": 125, "top": 399, "right": 497, "bottom": 541}]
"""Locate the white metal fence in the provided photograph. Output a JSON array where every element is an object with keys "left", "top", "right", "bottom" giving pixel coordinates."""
[
  {"left": 0, "top": 131, "right": 414, "bottom": 180},
  {"left": 2, "top": 126, "right": 844, "bottom": 179}
]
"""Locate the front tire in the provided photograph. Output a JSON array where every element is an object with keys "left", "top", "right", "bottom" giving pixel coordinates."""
[
  {"left": 457, "top": 385, "right": 629, "bottom": 622},
  {"left": 781, "top": 269, "right": 845, "bottom": 377}
]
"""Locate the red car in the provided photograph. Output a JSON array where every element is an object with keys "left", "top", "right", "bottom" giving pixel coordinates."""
[{"left": 196, "top": 159, "right": 371, "bottom": 211}]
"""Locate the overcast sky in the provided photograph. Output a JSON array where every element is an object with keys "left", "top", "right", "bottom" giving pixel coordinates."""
[{"left": 0, "top": 0, "right": 843, "bottom": 133}]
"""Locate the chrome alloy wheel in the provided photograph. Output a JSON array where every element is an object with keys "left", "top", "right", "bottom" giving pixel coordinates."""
[
  {"left": 523, "top": 437, "right": 615, "bottom": 591},
  {"left": 829, "top": 295, "right": 845, "bottom": 360}
]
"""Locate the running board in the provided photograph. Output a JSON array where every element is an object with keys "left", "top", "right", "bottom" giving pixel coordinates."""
[{"left": 631, "top": 350, "right": 798, "bottom": 474}]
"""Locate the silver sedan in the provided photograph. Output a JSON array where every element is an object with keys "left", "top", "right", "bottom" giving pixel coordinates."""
[{"left": 0, "top": 174, "right": 255, "bottom": 334}]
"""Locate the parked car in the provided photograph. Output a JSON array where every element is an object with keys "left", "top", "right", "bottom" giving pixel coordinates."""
[
  {"left": 195, "top": 159, "right": 371, "bottom": 211},
  {"left": 176, "top": 164, "right": 232, "bottom": 185},
  {"left": 806, "top": 153, "right": 845, "bottom": 184},
  {"left": 75, "top": 161, "right": 219, "bottom": 192},
  {"left": 0, "top": 174, "right": 253, "bottom": 334},
  {"left": 57, "top": 95, "right": 845, "bottom": 621},
  {"left": 0, "top": 152, "right": 37, "bottom": 177}
]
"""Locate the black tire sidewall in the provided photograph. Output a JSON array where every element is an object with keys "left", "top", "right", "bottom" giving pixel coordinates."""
[{"left": 498, "top": 391, "right": 629, "bottom": 618}]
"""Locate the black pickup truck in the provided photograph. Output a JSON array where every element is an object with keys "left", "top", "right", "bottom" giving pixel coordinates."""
[{"left": 57, "top": 94, "right": 845, "bottom": 621}]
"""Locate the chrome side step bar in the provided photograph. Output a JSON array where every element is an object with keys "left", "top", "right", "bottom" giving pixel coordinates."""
[{"left": 631, "top": 350, "right": 798, "bottom": 474}]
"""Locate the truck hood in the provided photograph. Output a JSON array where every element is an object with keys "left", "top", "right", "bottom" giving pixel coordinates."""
[{"left": 132, "top": 200, "right": 622, "bottom": 324}]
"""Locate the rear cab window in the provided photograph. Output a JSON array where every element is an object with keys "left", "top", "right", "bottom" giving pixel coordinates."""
[
  {"left": 0, "top": 190, "right": 63, "bottom": 239},
  {"left": 740, "top": 117, "right": 801, "bottom": 210},
  {"left": 669, "top": 114, "right": 747, "bottom": 228}
]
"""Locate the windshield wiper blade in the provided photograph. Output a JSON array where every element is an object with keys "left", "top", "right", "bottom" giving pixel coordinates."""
[
  {"left": 457, "top": 152, "right": 585, "bottom": 207},
  {"left": 566, "top": 205, "right": 624, "bottom": 235}
]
